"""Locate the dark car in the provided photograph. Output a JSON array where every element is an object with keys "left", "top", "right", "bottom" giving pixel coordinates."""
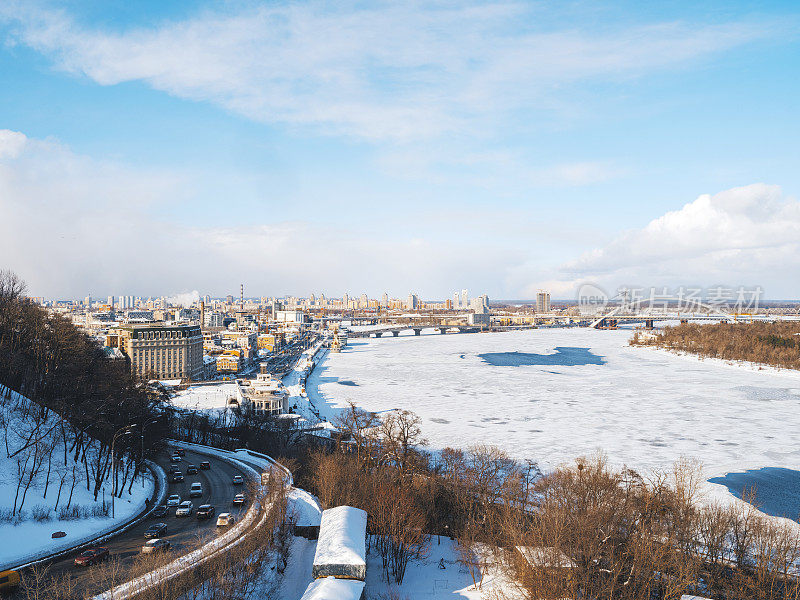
[
  {"left": 73, "top": 547, "right": 109, "bottom": 567},
  {"left": 186, "top": 464, "right": 198, "bottom": 475},
  {"left": 144, "top": 522, "right": 167, "bottom": 539},
  {"left": 151, "top": 505, "right": 169, "bottom": 518},
  {"left": 200, "top": 461, "right": 211, "bottom": 470},
  {"left": 232, "top": 475, "right": 244, "bottom": 485},
  {"left": 175, "top": 448, "right": 185, "bottom": 457},
  {"left": 232, "top": 493, "right": 245, "bottom": 505},
  {"left": 170, "top": 454, "right": 181, "bottom": 463},
  {"left": 171, "top": 471, "right": 184, "bottom": 482},
  {"left": 196, "top": 505, "right": 215, "bottom": 520}
]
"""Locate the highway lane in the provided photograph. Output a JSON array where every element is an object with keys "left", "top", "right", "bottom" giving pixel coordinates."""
[{"left": 10, "top": 447, "right": 254, "bottom": 599}]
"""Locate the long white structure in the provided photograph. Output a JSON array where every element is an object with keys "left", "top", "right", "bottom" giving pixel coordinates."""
[
  {"left": 311, "top": 506, "right": 367, "bottom": 581},
  {"left": 299, "top": 577, "right": 365, "bottom": 600}
]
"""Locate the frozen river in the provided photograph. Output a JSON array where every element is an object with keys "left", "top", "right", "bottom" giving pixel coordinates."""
[{"left": 306, "top": 327, "right": 800, "bottom": 485}]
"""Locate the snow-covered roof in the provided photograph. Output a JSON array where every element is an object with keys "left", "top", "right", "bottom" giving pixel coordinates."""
[
  {"left": 288, "top": 488, "right": 322, "bottom": 527},
  {"left": 313, "top": 506, "right": 367, "bottom": 568},
  {"left": 300, "top": 577, "right": 365, "bottom": 600}
]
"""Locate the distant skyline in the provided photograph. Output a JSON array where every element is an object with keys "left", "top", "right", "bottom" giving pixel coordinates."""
[{"left": 2, "top": 1, "right": 800, "bottom": 300}]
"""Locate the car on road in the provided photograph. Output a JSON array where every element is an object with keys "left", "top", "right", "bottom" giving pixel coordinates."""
[
  {"left": 73, "top": 547, "right": 109, "bottom": 567},
  {"left": 141, "top": 539, "right": 171, "bottom": 554},
  {"left": 232, "top": 475, "right": 244, "bottom": 485},
  {"left": 196, "top": 504, "right": 215, "bottom": 520},
  {"left": 166, "top": 494, "right": 181, "bottom": 507},
  {"left": 175, "top": 501, "right": 194, "bottom": 517},
  {"left": 216, "top": 513, "right": 235, "bottom": 527},
  {"left": 171, "top": 471, "right": 184, "bottom": 482},
  {"left": 170, "top": 454, "right": 181, "bottom": 463},
  {"left": 151, "top": 504, "right": 169, "bottom": 518},
  {"left": 232, "top": 493, "right": 245, "bottom": 505},
  {"left": 189, "top": 482, "right": 203, "bottom": 498},
  {"left": 200, "top": 461, "right": 211, "bottom": 470},
  {"left": 175, "top": 448, "right": 185, "bottom": 456},
  {"left": 186, "top": 464, "right": 198, "bottom": 474},
  {"left": 144, "top": 523, "right": 167, "bottom": 539}
]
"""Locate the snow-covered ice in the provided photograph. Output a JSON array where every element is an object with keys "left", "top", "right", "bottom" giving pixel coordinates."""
[{"left": 305, "top": 328, "right": 800, "bottom": 483}]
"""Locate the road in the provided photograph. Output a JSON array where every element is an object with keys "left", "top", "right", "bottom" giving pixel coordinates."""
[{"left": 10, "top": 447, "right": 253, "bottom": 599}]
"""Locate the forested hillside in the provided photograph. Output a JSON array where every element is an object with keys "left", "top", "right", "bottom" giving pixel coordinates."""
[
  {"left": 631, "top": 321, "right": 800, "bottom": 369},
  {"left": 0, "top": 270, "right": 167, "bottom": 507}
]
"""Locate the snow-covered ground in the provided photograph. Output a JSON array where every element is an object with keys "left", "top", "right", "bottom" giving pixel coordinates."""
[
  {"left": 171, "top": 383, "right": 239, "bottom": 412},
  {"left": 0, "top": 389, "right": 153, "bottom": 570},
  {"left": 279, "top": 534, "right": 512, "bottom": 600},
  {"left": 304, "top": 328, "right": 800, "bottom": 488}
]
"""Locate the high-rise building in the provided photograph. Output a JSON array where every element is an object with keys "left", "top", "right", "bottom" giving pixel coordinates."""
[
  {"left": 407, "top": 293, "right": 419, "bottom": 310},
  {"left": 343, "top": 293, "right": 349, "bottom": 308},
  {"left": 381, "top": 292, "right": 389, "bottom": 308},
  {"left": 84, "top": 295, "right": 92, "bottom": 308},
  {"left": 536, "top": 290, "right": 551, "bottom": 313},
  {"left": 460, "top": 289, "right": 469, "bottom": 309}
]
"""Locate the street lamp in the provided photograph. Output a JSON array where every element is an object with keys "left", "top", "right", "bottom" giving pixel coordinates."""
[
  {"left": 111, "top": 424, "right": 136, "bottom": 519},
  {"left": 140, "top": 419, "right": 160, "bottom": 488}
]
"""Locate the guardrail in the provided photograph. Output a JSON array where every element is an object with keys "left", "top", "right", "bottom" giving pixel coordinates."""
[
  {"left": 3, "top": 460, "right": 167, "bottom": 574},
  {"left": 91, "top": 441, "right": 289, "bottom": 600}
]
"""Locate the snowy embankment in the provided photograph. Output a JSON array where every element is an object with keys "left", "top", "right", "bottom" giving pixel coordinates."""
[{"left": 0, "top": 387, "right": 154, "bottom": 571}]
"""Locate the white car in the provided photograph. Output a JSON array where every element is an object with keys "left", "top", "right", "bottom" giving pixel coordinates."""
[
  {"left": 141, "top": 538, "right": 171, "bottom": 554},
  {"left": 175, "top": 501, "right": 193, "bottom": 517},
  {"left": 166, "top": 494, "right": 181, "bottom": 507},
  {"left": 232, "top": 493, "right": 245, "bottom": 505},
  {"left": 216, "top": 513, "right": 235, "bottom": 527}
]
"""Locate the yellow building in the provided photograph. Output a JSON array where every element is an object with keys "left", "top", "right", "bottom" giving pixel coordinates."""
[
  {"left": 216, "top": 349, "right": 243, "bottom": 373},
  {"left": 110, "top": 323, "right": 203, "bottom": 380}
]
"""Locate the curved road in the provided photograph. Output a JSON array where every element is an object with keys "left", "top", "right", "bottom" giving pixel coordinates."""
[{"left": 11, "top": 447, "right": 253, "bottom": 598}]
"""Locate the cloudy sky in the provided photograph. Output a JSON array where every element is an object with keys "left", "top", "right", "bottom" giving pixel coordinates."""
[{"left": 1, "top": 0, "right": 799, "bottom": 300}]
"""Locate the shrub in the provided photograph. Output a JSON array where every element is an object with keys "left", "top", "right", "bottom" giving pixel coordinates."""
[{"left": 31, "top": 504, "right": 52, "bottom": 522}]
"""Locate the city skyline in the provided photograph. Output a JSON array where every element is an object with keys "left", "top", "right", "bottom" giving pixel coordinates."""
[{"left": 2, "top": 1, "right": 800, "bottom": 299}]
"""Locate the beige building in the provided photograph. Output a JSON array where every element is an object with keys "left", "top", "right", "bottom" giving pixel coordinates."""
[{"left": 110, "top": 323, "right": 203, "bottom": 381}]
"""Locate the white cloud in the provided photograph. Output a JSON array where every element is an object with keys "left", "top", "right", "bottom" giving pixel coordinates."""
[
  {"left": 554, "top": 184, "right": 800, "bottom": 298},
  {"left": 0, "top": 129, "right": 516, "bottom": 298},
  {"left": 0, "top": 129, "right": 27, "bottom": 159},
  {"left": 167, "top": 291, "right": 200, "bottom": 308},
  {"left": 0, "top": 2, "right": 772, "bottom": 141}
]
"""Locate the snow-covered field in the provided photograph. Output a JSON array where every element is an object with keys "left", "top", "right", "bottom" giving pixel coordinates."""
[
  {"left": 305, "top": 328, "right": 800, "bottom": 485},
  {"left": 171, "top": 383, "right": 239, "bottom": 412}
]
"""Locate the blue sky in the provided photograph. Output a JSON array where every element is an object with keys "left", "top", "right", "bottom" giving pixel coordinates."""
[{"left": 1, "top": 0, "right": 799, "bottom": 300}]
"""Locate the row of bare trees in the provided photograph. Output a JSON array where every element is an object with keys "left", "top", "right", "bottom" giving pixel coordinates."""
[{"left": 631, "top": 321, "right": 800, "bottom": 370}]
